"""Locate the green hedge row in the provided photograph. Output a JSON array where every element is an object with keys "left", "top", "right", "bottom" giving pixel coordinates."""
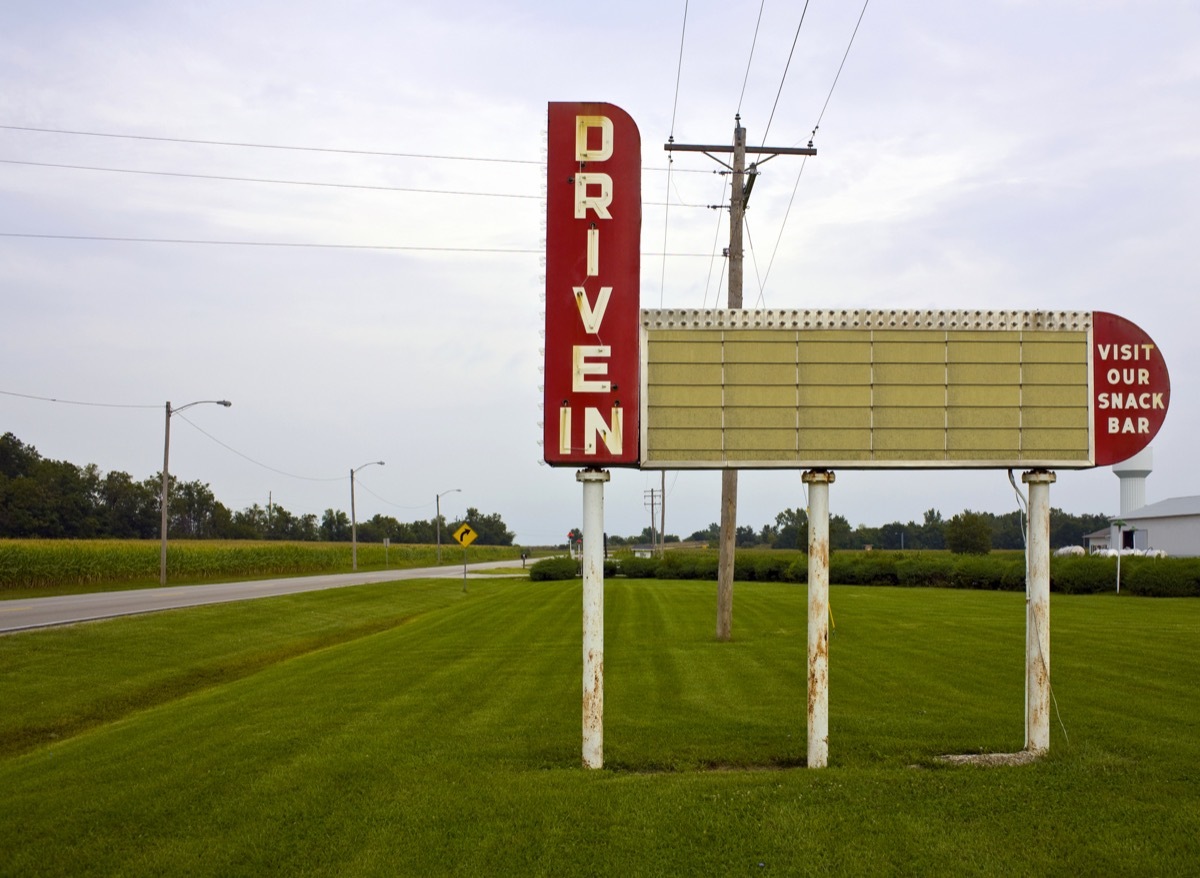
[{"left": 529, "top": 550, "right": 1200, "bottom": 597}]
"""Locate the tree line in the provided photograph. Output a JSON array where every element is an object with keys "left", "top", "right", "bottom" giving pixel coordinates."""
[
  {"left": 0, "top": 433, "right": 514, "bottom": 545},
  {"left": 599, "top": 506, "right": 1110, "bottom": 554}
]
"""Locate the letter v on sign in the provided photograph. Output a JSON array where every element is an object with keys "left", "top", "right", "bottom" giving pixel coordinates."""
[{"left": 574, "top": 286, "right": 611, "bottom": 334}]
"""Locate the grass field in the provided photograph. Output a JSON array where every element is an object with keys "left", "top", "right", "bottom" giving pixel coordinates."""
[{"left": 1, "top": 578, "right": 1198, "bottom": 875}]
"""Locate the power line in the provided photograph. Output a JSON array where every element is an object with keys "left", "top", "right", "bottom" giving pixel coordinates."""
[
  {"left": 176, "top": 416, "right": 448, "bottom": 514},
  {"left": 0, "top": 386, "right": 419, "bottom": 504},
  {"left": 0, "top": 124, "right": 541, "bottom": 166},
  {"left": 0, "top": 232, "right": 715, "bottom": 258},
  {"left": 0, "top": 387, "right": 347, "bottom": 483},
  {"left": 761, "top": 0, "right": 812, "bottom": 146},
  {"left": 702, "top": 176, "right": 730, "bottom": 309},
  {"left": 662, "top": 0, "right": 692, "bottom": 307},
  {"left": 352, "top": 478, "right": 432, "bottom": 512},
  {"left": 173, "top": 412, "right": 342, "bottom": 483},
  {"left": 745, "top": 216, "right": 766, "bottom": 308},
  {"left": 737, "top": 0, "right": 768, "bottom": 116},
  {"left": 0, "top": 158, "right": 711, "bottom": 209},
  {"left": 700, "top": 175, "right": 724, "bottom": 309},
  {"left": 668, "top": 0, "right": 690, "bottom": 140},
  {"left": 0, "top": 158, "right": 541, "bottom": 200},
  {"left": 0, "top": 233, "right": 540, "bottom": 253},
  {"left": 807, "top": 0, "right": 872, "bottom": 148},
  {"left": 762, "top": 0, "right": 871, "bottom": 291},
  {"left": 0, "top": 388, "right": 158, "bottom": 409},
  {"left": 0, "top": 124, "right": 711, "bottom": 176}
]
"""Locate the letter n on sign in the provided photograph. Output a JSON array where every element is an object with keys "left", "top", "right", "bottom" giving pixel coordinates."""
[{"left": 543, "top": 102, "right": 641, "bottom": 467}]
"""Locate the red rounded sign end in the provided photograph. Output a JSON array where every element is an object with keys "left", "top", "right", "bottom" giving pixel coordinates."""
[{"left": 1093, "top": 312, "right": 1170, "bottom": 467}]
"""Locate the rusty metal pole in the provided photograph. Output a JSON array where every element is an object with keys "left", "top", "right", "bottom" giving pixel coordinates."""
[
  {"left": 803, "top": 469, "right": 834, "bottom": 768},
  {"left": 578, "top": 468, "right": 609, "bottom": 769},
  {"left": 1023, "top": 469, "right": 1055, "bottom": 753}
]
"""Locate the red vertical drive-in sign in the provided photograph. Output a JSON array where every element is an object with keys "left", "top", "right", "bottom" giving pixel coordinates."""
[
  {"left": 543, "top": 103, "right": 641, "bottom": 466},
  {"left": 1093, "top": 311, "right": 1170, "bottom": 466}
]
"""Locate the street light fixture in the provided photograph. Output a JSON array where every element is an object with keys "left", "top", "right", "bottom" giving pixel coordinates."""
[
  {"left": 161, "top": 399, "right": 232, "bottom": 585},
  {"left": 436, "top": 488, "right": 462, "bottom": 564},
  {"left": 351, "top": 460, "right": 385, "bottom": 571}
]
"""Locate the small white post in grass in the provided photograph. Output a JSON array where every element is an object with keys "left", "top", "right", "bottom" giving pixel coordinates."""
[
  {"left": 1023, "top": 469, "right": 1055, "bottom": 753},
  {"left": 578, "top": 468, "right": 609, "bottom": 769},
  {"left": 1113, "top": 519, "right": 1126, "bottom": 594},
  {"left": 803, "top": 469, "right": 834, "bottom": 769}
]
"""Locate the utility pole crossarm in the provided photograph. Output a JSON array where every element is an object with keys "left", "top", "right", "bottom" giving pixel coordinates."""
[{"left": 663, "top": 143, "right": 817, "bottom": 156}]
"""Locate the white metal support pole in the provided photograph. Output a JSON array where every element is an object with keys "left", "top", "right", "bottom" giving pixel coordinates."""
[
  {"left": 1023, "top": 469, "right": 1055, "bottom": 753},
  {"left": 803, "top": 469, "right": 834, "bottom": 769},
  {"left": 578, "top": 468, "right": 610, "bottom": 769}
]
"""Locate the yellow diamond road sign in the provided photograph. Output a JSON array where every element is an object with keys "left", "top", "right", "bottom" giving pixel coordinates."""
[{"left": 453, "top": 523, "right": 477, "bottom": 547}]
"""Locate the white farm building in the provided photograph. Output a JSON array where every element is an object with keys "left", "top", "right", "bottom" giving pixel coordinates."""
[
  {"left": 1115, "top": 495, "right": 1200, "bottom": 557},
  {"left": 1080, "top": 450, "right": 1200, "bottom": 556}
]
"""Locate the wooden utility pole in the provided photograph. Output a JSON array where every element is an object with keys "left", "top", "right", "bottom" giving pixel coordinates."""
[
  {"left": 660, "top": 471, "right": 667, "bottom": 557},
  {"left": 666, "top": 118, "right": 816, "bottom": 641}
]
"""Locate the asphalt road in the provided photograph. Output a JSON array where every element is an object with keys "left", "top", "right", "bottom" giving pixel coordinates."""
[{"left": 0, "top": 559, "right": 530, "bottom": 634}]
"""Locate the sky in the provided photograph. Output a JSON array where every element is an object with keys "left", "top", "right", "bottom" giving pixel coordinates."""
[{"left": 2, "top": 1, "right": 1198, "bottom": 545}]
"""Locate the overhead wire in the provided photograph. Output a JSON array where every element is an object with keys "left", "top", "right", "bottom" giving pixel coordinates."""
[
  {"left": 0, "top": 158, "right": 543, "bottom": 200},
  {"left": 701, "top": 176, "right": 730, "bottom": 308},
  {"left": 0, "top": 232, "right": 714, "bottom": 258},
  {"left": 737, "top": 0, "right": 768, "bottom": 117},
  {"left": 807, "top": 0, "right": 872, "bottom": 148},
  {"left": 3, "top": 385, "right": 428, "bottom": 507},
  {"left": 177, "top": 413, "right": 429, "bottom": 511},
  {"left": 0, "top": 124, "right": 540, "bottom": 165},
  {"left": 0, "top": 388, "right": 158, "bottom": 409},
  {"left": 0, "top": 157, "right": 709, "bottom": 207},
  {"left": 661, "top": 0, "right": 690, "bottom": 307},
  {"left": 0, "top": 125, "right": 709, "bottom": 176},
  {"left": 0, "top": 389, "right": 344, "bottom": 484},
  {"left": 760, "top": 0, "right": 871, "bottom": 294},
  {"left": 744, "top": 217, "right": 767, "bottom": 308},
  {"left": 0, "top": 232, "right": 542, "bottom": 253},
  {"left": 173, "top": 412, "right": 342, "bottom": 483},
  {"left": 760, "top": 0, "right": 812, "bottom": 146},
  {"left": 349, "top": 477, "right": 432, "bottom": 511},
  {"left": 0, "top": 147, "right": 706, "bottom": 252}
]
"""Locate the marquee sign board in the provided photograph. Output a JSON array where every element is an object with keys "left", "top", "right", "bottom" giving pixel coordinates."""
[
  {"left": 543, "top": 102, "right": 642, "bottom": 467},
  {"left": 639, "top": 309, "right": 1169, "bottom": 470}
]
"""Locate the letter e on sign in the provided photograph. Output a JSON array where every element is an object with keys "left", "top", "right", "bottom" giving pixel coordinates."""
[
  {"left": 543, "top": 103, "right": 642, "bottom": 467},
  {"left": 1092, "top": 312, "right": 1170, "bottom": 466}
]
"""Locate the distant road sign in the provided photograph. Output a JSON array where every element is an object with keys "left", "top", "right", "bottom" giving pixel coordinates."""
[{"left": 453, "top": 523, "right": 478, "bottom": 547}]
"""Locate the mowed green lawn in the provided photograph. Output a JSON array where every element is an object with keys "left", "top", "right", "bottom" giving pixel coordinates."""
[{"left": 1, "top": 578, "right": 1197, "bottom": 876}]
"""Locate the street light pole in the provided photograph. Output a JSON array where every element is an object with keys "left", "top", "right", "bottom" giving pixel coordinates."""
[
  {"left": 160, "top": 399, "right": 232, "bottom": 585},
  {"left": 351, "top": 460, "right": 385, "bottom": 571},
  {"left": 436, "top": 488, "right": 462, "bottom": 564}
]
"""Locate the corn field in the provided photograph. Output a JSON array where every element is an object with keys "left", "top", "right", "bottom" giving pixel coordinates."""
[{"left": 0, "top": 540, "right": 522, "bottom": 591}]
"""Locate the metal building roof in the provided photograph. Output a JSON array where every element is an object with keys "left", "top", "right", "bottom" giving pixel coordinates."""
[{"left": 1121, "top": 495, "right": 1200, "bottom": 521}]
